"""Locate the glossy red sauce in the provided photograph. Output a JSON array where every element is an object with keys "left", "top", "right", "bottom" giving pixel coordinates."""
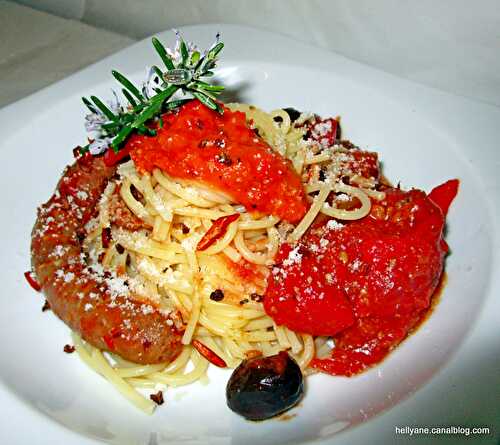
[
  {"left": 264, "top": 180, "right": 458, "bottom": 376},
  {"left": 127, "top": 100, "right": 308, "bottom": 223}
]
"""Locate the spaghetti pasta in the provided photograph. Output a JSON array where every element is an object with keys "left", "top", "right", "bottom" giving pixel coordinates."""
[{"left": 74, "top": 103, "right": 384, "bottom": 413}]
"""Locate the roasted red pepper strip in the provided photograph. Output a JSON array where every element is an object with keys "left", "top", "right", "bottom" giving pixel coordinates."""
[
  {"left": 428, "top": 179, "right": 459, "bottom": 216},
  {"left": 192, "top": 339, "right": 227, "bottom": 368},
  {"left": 103, "top": 147, "right": 130, "bottom": 167},
  {"left": 24, "top": 271, "right": 41, "bottom": 292},
  {"left": 196, "top": 213, "right": 240, "bottom": 251}
]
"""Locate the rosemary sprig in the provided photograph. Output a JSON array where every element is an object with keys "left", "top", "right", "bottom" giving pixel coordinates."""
[{"left": 82, "top": 31, "right": 225, "bottom": 155}]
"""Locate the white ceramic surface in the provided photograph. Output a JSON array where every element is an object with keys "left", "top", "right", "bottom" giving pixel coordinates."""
[{"left": 0, "top": 25, "right": 498, "bottom": 445}]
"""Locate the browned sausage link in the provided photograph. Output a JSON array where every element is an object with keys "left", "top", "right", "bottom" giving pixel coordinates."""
[{"left": 31, "top": 156, "right": 183, "bottom": 364}]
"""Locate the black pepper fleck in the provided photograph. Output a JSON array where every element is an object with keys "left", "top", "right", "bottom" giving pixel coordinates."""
[{"left": 210, "top": 289, "right": 224, "bottom": 302}]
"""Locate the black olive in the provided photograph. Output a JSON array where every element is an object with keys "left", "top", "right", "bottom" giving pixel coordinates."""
[
  {"left": 283, "top": 107, "right": 302, "bottom": 122},
  {"left": 226, "top": 351, "right": 303, "bottom": 421}
]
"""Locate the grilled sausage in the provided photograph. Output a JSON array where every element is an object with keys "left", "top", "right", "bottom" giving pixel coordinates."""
[{"left": 30, "top": 155, "right": 183, "bottom": 364}]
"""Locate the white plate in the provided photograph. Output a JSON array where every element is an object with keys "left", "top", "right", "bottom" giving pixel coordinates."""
[{"left": 0, "top": 24, "right": 499, "bottom": 445}]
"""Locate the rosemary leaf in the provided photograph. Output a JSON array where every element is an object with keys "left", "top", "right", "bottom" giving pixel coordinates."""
[
  {"left": 82, "top": 97, "right": 97, "bottom": 113},
  {"left": 90, "top": 96, "right": 117, "bottom": 122},
  {"left": 180, "top": 39, "right": 189, "bottom": 68},
  {"left": 164, "top": 99, "right": 191, "bottom": 110},
  {"left": 112, "top": 126, "right": 133, "bottom": 151},
  {"left": 190, "top": 86, "right": 218, "bottom": 101},
  {"left": 152, "top": 65, "right": 166, "bottom": 86},
  {"left": 149, "top": 84, "right": 178, "bottom": 104},
  {"left": 192, "top": 81, "right": 224, "bottom": 92},
  {"left": 132, "top": 100, "right": 162, "bottom": 129},
  {"left": 121, "top": 88, "right": 138, "bottom": 108},
  {"left": 206, "top": 42, "right": 224, "bottom": 61},
  {"left": 192, "top": 91, "right": 218, "bottom": 111},
  {"left": 189, "top": 51, "right": 201, "bottom": 67},
  {"left": 112, "top": 71, "right": 144, "bottom": 103},
  {"left": 152, "top": 37, "right": 175, "bottom": 71}
]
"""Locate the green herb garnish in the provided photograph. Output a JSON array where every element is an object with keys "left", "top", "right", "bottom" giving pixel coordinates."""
[{"left": 82, "top": 30, "right": 224, "bottom": 155}]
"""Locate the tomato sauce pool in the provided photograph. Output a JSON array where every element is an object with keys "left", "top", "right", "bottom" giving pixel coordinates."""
[{"left": 127, "top": 100, "right": 308, "bottom": 223}]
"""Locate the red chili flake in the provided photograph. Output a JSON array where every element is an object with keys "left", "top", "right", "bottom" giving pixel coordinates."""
[
  {"left": 64, "top": 344, "right": 75, "bottom": 353},
  {"left": 42, "top": 300, "right": 51, "bottom": 312},
  {"left": 196, "top": 213, "right": 240, "bottom": 251},
  {"left": 97, "top": 252, "right": 105, "bottom": 264},
  {"left": 101, "top": 227, "right": 112, "bottom": 248},
  {"left": 150, "top": 391, "right": 164, "bottom": 405},
  {"left": 24, "top": 271, "right": 41, "bottom": 292},
  {"left": 115, "top": 243, "right": 125, "bottom": 254},
  {"left": 192, "top": 340, "right": 227, "bottom": 368}
]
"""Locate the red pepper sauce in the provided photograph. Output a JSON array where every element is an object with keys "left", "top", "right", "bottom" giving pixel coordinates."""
[
  {"left": 127, "top": 100, "right": 308, "bottom": 223},
  {"left": 264, "top": 181, "right": 458, "bottom": 376}
]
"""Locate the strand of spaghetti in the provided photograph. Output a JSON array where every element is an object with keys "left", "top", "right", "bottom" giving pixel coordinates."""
[
  {"left": 173, "top": 207, "right": 233, "bottom": 219},
  {"left": 285, "top": 327, "right": 303, "bottom": 354},
  {"left": 222, "top": 245, "right": 241, "bottom": 262},
  {"left": 136, "top": 257, "right": 193, "bottom": 294},
  {"left": 245, "top": 330, "right": 277, "bottom": 342},
  {"left": 294, "top": 334, "right": 315, "bottom": 369},
  {"left": 304, "top": 152, "right": 332, "bottom": 165},
  {"left": 141, "top": 173, "right": 173, "bottom": 222},
  {"left": 290, "top": 185, "right": 331, "bottom": 241},
  {"left": 222, "top": 336, "right": 247, "bottom": 360},
  {"left": 305, "top": 183, "right": 323, "bottom": 193},
  {"left": 198, "top": 313, "right": 235, "bottom": 337},
  {"left": 152, "top": 216, "right": 170, "bottom": 241},
  {"left": 270, "top": 108, "right": 291, "bottom": 134},
  {"left": 153, "top": 169, "right": 216, "bottom": 208},
  {"left": 200, "top": 219, "right": 239, "bottom": 255},
  {"left": 292, "top": 147, "right": 306, "bottom": 175},
  {"left": 120, "top": 178, "right": 153, "bottom": 223},
  {"left": 72, "top": 334, "right": 155, "bottom": 414},
  {"left": 244, "top": 317, "right": 274, "bottom": 331},
  {"left": 273, "top": 322, "right": 291, "bottom": 348},
  {"left": 260, "top": 342, "right": 282, "bottom": 357},
  {"left": 125, "top": 378, "right": 158, "bottom": 389},
  {"left": 182, "top": 287, "right": 201, "bottom": 345},
  {"left": 361, "top": 187, "right": 386, "bottom": 201},
  {"left": 114, "top": 363, "right": 167, "bottom": 378},
  {"left": 164, "top": 346, "right": 192, "bottom": 374},
  {"left": 321, "top": 183, "right": 371, "bottom": 220},
  {"left": 350, "top": 174, "right": 376, "bottom": 188},
  {"left": 266, "top": 227, "right": 280, "bottom": 258},
  {"left": 101, "top": 242, "right": 115, "bottom": 267},
  {"left": 234, "top": 231, "right": 270, "bottom": 265},
  {"left": 114, "top": 231, "right": 186, "bottom": 263},
  {"left": 196, "top": 187, "right": 232, "bottom": 204},
  {"left": 150, "top": 349, "right": 208, "bottom": 386},
  {"left": 238, "top": 216, "right": 279, "bottom": 230}
]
